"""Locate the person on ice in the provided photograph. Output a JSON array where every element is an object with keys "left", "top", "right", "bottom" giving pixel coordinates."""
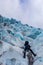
[{"left": 23, "top": 41, "right": 36, "bottom": 58}]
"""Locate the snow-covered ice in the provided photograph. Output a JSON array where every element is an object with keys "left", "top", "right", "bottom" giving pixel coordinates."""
[{"left": 0, "top": 16, "right": 43, "bottom": 65}]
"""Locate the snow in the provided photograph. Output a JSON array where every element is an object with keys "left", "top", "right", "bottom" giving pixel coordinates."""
[
  {"left": 0, "top": 15, "right": 43, "bottom": 65},
  {"left": 0, "top": 41, "right": 28, "bottom": 65}
]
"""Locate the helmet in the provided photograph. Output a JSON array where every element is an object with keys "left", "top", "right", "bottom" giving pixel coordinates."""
[{"left": 24, "top": 41, "right": 29, "bottom": 46}]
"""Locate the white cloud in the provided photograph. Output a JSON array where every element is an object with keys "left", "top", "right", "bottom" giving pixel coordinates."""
[
  {"left": 29, "top": 0, "right": 43, "bottom": 28},
  {"left": 0, "top": 0, "right": 43, "bottom": 28}
]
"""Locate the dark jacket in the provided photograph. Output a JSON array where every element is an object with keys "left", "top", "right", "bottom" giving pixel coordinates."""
[
  {"left": 24, "top": 41, "right": 36, "bottom": 57},
  {"left": 24, "top": 41, "right": 31, "bottom": 51}
]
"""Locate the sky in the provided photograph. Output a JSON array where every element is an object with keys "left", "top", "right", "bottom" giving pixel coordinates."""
[{"left": 0, "top": 0, "right": 43, "bottom": 28}]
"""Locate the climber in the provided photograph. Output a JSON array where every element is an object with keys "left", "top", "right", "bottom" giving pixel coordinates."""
[{"left": 23, "top": 41, "right": 36, "bottom": 58}]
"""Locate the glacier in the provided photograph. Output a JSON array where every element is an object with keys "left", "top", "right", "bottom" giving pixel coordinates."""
[{"left": 0, "top": 15, "right": 43, "bottom": 65}]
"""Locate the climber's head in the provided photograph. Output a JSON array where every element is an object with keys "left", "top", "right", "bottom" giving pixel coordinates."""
[{"left": 24, "top": 41, "right": 29, "bottom": 46}]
